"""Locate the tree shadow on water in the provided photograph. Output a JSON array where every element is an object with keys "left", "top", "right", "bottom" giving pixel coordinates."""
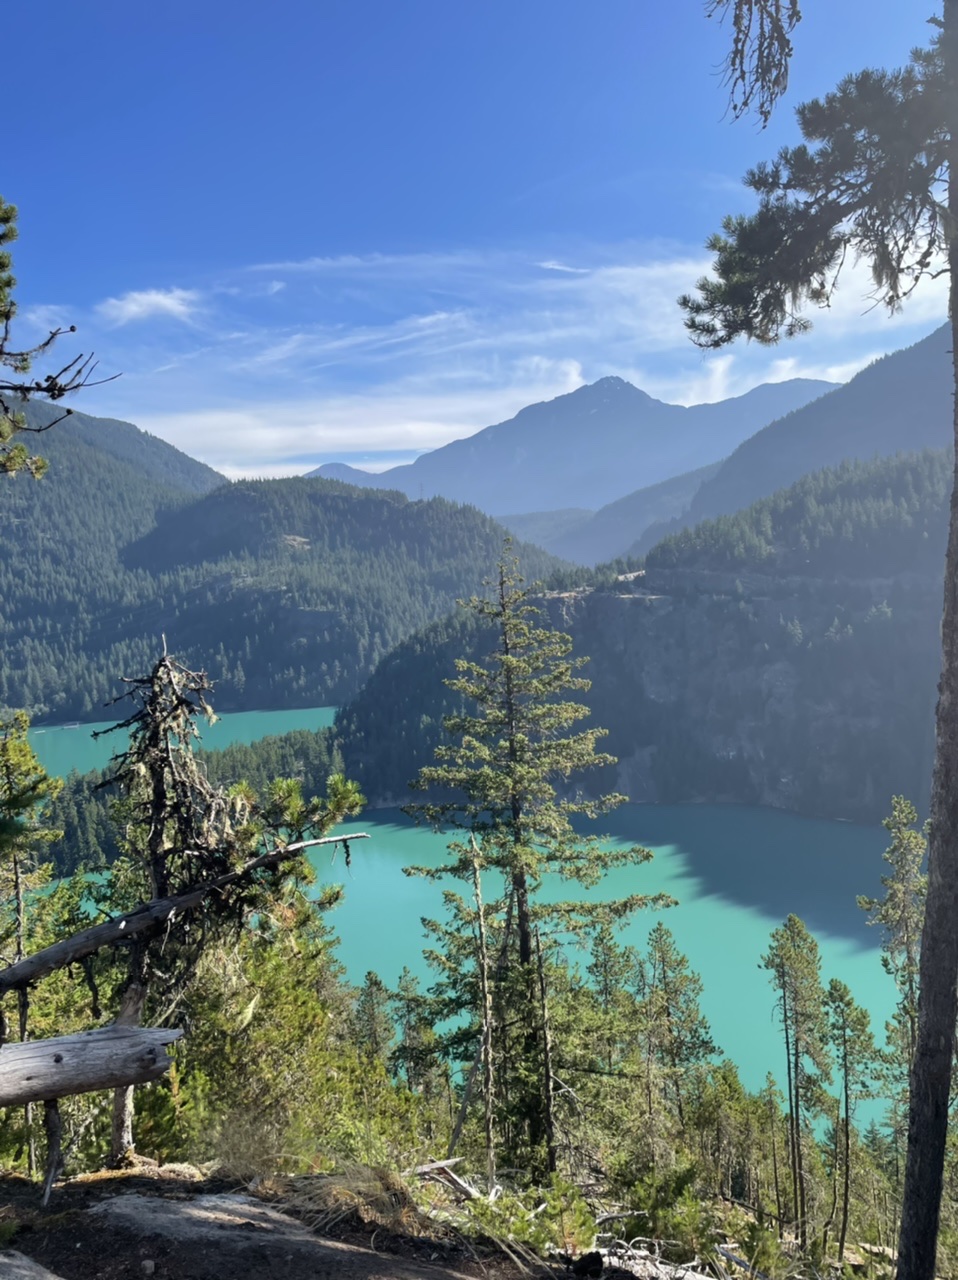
[{"left": 587, "top": 803, "right": 887, "bottom": 948}]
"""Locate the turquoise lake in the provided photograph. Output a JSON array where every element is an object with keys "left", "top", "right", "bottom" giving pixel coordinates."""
[
  {"left": 313, "top": 804, "right": 896, "bottom": 1099},
  {"left": 30, "top": 710, "right": 896, "bottom": 1100},
  {"left": 28, "top": 706, "right": 337, "bottom": 779}
]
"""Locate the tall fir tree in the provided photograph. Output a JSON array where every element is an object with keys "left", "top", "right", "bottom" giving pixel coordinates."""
[{"left": 408, "top": 546, "right": 667, "bottom": 1176}]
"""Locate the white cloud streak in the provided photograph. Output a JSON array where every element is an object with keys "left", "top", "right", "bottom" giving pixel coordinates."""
[
  {"left": 95, "top": 287, "right": 202, "bottom": 327},
  {"left": 75, "top": 243, "right": 946, "bottom": 476}
]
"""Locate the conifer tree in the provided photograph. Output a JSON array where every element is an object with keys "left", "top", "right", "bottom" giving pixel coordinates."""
[
  {"left": 644, "top": 923, "right": 718, "bottom": 1131},
  {"left": 0, "top": 713, "right": 64, "bottom": 1173},
  {"left": 762, "top": 915, "right": 830, "bottom": 1251},
  {"left": 858, "top": 797, "right": 927, "bottom": 1066},
  {"left": 824, "top": 979, "right": 878, "bottom": 1263},
  {"left": 408, "top": 546, "right": 665, "bottom": 1175},
  {"left": 354, "top": 972, "right": 395, "bottom": 1063}
]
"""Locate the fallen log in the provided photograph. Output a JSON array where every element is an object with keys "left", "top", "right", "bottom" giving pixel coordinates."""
[
  {"left": 0, "top": 1026, "right": 183, "bottom": 1107},
  {"left": 0, "top": 832, "right": 369, "bottom": 995}
]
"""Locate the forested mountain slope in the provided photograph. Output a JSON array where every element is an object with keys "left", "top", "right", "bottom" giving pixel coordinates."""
[
  {"left": 21, "top": 399, "right": 225, "bottom": 494},
  {"left": 1, "top": 460, "right": 559, "bottom": 721},
  {"left": 336, "top": 451, "right": 948, "bottom": 822},
  {"left": 633, "top": 325, "right": 951, "bottom": 554},
  {"left": 310, "top": 375, "right": 833, "bottom": 514},
  {"left": 645, "top": 451, "right": 950, "bottom": 577}
]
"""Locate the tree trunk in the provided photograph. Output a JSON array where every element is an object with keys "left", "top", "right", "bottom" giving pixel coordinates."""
[
  {"left": 536, "top": 926, "right": 557, "bottom": 1176},
  {"left": 0, "top": 832, "right": 368, "bottom": 997},
  {"left": 447, "top": 890, "right": 514, "bottom": 1161},
  {"left": 0, "top": 1025, "right": 182, "bottom": 1106},
  {"left": 770, "top": 1112, "right": 783, "bottom": 1238},
  {"left": 839, "top": 1107, "right": 851, "bottom": 1263},
  {"left": 13, "top": 851, "right": 36, "bottom": 1177},
  {"left": 898, "top": 8, "right": 958, "bottom": 1272},
  {"left": 471, "top": 842, "right": 496, "bottom": 1192},
  {"left": 111, "top": 982, "right": 146, "bottom": 1164},
  {"left": 781, "top": 980, "right": 799, "bottom": 1232},
  {"left": 793, "top": 1019, "right": 807, "bottom": 1252},
  {"left": 41, "top": 1099, "right": 61, "bottom": 1208}
]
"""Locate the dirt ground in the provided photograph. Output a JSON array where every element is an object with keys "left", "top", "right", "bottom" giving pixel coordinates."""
[{"left": 0, "top": 1168, "right": 573, "bottom": 1280}]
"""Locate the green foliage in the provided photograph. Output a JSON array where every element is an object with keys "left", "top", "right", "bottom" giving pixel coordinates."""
[
  {"left": 858, "top": 796, "right": 927, "bottom": 1066},
  {"left": 0, "top": 466, "right": 559, "bottom": 722},
  {"left": 621, "top": 1164, "right": 717, "bottom": 1262},
  {"left": 408, "top": 551, "right": 653, "bottom": 914},
  {"left": 45, "top": 724, "right": 347, "bottom": 876},
  {"left": 134, "top": 908, "right": 435, "bottom": 1171},
  {"left": 736, "top": 1218, "right": 791, "bottom": 1279},
  {"left": 645, "top": 451, "right": 950, "bottom": 580},
  {"left": 406, "top": 548, "right": 666, "bottom": 1177},
  {"left": 464, "top": 1174, "right": 596, "bottom": 1258},
  {"left": 0, "top": 198, "right": 110, "bottom": 479},
  {"left": 0, "top": 711, "right": 62, "bottom": 863},
  {"left": 680, "top": 41, "right": 943, "bottom": 347}
]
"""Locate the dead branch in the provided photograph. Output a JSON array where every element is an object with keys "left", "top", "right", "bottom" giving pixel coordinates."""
[{"left": 0, "top": 832, "right": 369, "bottom": 994}]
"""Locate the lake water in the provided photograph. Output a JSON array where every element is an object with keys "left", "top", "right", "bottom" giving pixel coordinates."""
[
  {"left": 28, "top": 706, "right": 337, "bottom": 779},
  {"left": 29, "top": 713, "right": 897, "bottom": 1100},
  {"left": 312, "top": 804, "right": 896, "bottom": 1099}
]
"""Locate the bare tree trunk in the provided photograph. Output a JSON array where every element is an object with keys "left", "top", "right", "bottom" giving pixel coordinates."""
[
  {"left": 536, "top": 927, "right": 557, "bottom": 1176},
  {"left": 0, "top": 1026, "right": 183, "bottom": 1106},
  {"left": 447, "top": 1054, "right": 480, "bottom": 1160},
  {"left": 111, "top": 982, "right": 146, "bottom": 1164},
  {"left": 781, "top": 980, "right": 799, "bottom": 1233},
  {"left": 822, "top": 1104, "right": 839, "bottom": 1258},
  {"left": 839, "top": 1106, "right": 851, "bottom": 1263},
  {"left": 447, "top": 892, "right": 514, "bottom": 1161},
  {"left": 794, "top": 1025, "right": 807, "bottom": 1253},
  {"left": 471, "top": 840, "right": 496, "bottom": 1193},
  {"left": 41, "top": 1099, "right": 61, "bottom": 1208},
  {"left": 770, "top": 1115, "right": 783, "bottom": 1238},
  {"left": 898, "top": 12, "right": 958, "bottom": 1272},
  {"left": 13, "top": 852, "right": 36, "bottom": 1178}
]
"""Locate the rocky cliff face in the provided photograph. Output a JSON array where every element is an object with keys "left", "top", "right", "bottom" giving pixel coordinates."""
[
  {"left": 338, "top": 564, "right": 940, "bottom": 824},
  {"left": 543, "top": 568, "right": 938, "bottom": 822}
]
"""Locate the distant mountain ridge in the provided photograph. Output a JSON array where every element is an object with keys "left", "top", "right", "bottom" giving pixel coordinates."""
[
  {"left": 309, "top": 375, "right": 836, "bottom": 515},
  {"left": 502, "top": 462, "right": 722, "bottom": 565},
  {"left": 634, "top": 325, "right": 952, "bottom": 556}
]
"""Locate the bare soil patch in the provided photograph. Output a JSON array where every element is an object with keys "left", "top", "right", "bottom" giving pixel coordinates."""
[{"left": 0, "top": 1168, "right": 564, "bottom": 1280}]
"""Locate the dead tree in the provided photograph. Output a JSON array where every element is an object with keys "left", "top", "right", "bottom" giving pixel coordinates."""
[{"left": 86, "top": 650, "right": 364, "bottom": 1163}]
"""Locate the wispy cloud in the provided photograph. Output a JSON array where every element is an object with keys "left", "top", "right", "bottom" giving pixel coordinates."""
[
  {"left": 95, "top": 287, "right": 202, "bottom": 327},
  {"left": 537, "top": 260, "right": 590, "bottom": 274},
  {"left": 68, "top": 242, "right": 945, "bottom": 478}
]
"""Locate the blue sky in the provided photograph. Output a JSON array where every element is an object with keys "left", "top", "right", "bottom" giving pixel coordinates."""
[{"left": 6, "top": 0, "right": 942, "bottom": 477}]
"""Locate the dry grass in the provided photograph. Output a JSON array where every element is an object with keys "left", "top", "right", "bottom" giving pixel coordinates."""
[{"left": 270, "top": 1162, "right": 436, "bottom": 1238}]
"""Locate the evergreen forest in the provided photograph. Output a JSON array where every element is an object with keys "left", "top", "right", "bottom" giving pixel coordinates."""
[{"left": 0, "top": 413, "right": 558, "bottom": 721}]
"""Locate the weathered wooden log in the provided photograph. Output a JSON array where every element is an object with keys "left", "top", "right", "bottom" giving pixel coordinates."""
[
  {"left": 0, "top": 832, "right": 369, "bottom": 995},
  {"left": 0, "top": 1026, "right": 183, "bottom": 1107}
]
